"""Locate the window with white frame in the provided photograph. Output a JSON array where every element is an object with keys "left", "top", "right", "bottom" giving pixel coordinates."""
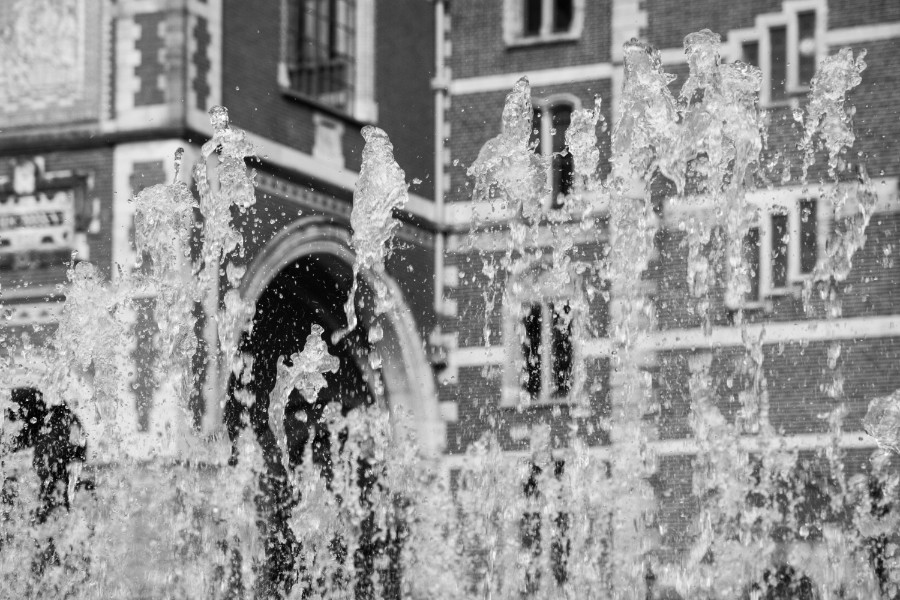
[
  {"left": 281, "top": 0, "right": 358, "bottom": 113},
  {"left": 733, "top": 4, "right": 824, "bottom": 105},
  {"left": 521, "top": 300, "right": 573, "bottom": 400},
  {"left": 504, "top": 0, "right": 585, "bottom": 46},
  {"left": 502, "top": 292, "right": 578, "bottom": 407},
  {"left": 531, "top": 97, "right": 578, "bottom": 209},
  {"left": 738, "top": 196, "right": 823, "bottom": 306}
]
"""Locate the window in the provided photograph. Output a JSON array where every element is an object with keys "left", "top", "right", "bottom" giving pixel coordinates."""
[
  {"left": 521, "top": 460, "right": 570, "bottom": 591},
  {"left": 504, "top": 0, "right": 584, "bottom": 46},
  {"left": 532, "top": 98, "right": 577, "bottom": 209},
  {"left": 736, "top": 6, "right": 822, "bottom": 105},
  {"left": 283, "top": 0, "right": 356, "bottom": 113},
  {"left": 504, "top": 273, "right": 583, "bottom": 407},
  {"left": 736, "top": 197, "right": 822, "bottom": 306},
  {"left": 796, "top": 10, "right": 818, "bottom": 88},
  {"left": 520, "top": 300, "right": 574, "bottom": 402}
]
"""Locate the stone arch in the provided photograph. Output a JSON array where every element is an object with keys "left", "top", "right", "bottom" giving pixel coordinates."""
[{"left": 240, "top": 216, "right": 444, "bottom": 456}]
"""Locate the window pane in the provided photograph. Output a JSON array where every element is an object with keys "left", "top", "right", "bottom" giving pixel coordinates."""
[
  {"left": 799, "top": 199, "right": 818, "bottom": 274},
  {"left": 550, "top": 105, "right": 571, "bottom": 154},
  {"left": 290, "top": 0, "right": 355, "bottom": 111},
  {"left": 552, "top": 154, "right": 574, "bottom": 207},
  {"left": 742, "top": 41, "right": 759, "bottom": 67},
  {"left": 550, "top": 302, "right": 572, "bottom": 397},
  {"left": 523, "top": 304, "right": 543, "bottom": 398},
  {"left": 771, "top": 213, "right": 789, "bottom": 288},
  {"left": 552, "top": 511, "right": 570, "bottom": 585},
  {"left": 797, "top": 11, "right": 817, "bottom": 87},
  {"left": 770, "top": 26, "right": 788, "bottom": 101},
  {"left": 521, "top": 462, "right": 542, "bottom": 593},
  {"left": 524, "top": 0, "right": 542, "bottom": 36},
  {"left": 550, "top": 104, "right": 573, "bottom": 205},
  {"left": 552, "top": 0, "right": 574, "bottom": 33},
  {"left": 744, "top": 227, "right": 761, "bottom": 301},
  {"left": 531, "top": 107, "right": 542, "bottom": 153}
]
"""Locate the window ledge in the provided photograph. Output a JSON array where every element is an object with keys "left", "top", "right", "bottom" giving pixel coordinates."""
[
  {"left": 278, "top": 85, "right": 372, "bottom": 128},
  {"left": 767, "top": 286, "right": 795, "bottom": 297},
  {"left": 501, "top": 384, "right": 578, "bottom": 408},
  {"left": 501, "top": 395, "right": 576, "bottom": 409},
  {"left": 762, "top": 99, "right": 794, "bottom": 110},
  {"left": 505, "top": 31, "right": 581, "bottom": 48},
  {"left": 786, "top": 83, "right": 812, "bottom": 96}
]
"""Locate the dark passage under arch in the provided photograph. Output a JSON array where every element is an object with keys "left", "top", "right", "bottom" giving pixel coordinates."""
[{"left": 225, "top": 251, "right": 402, "bottom": 599}]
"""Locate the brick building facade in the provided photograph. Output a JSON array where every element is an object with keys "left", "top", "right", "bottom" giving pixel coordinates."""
[
  {"left": 2, "top": 0, "right": 900, "bottom": 594},
  {"left": 0, "top": 0, "right": 444, "bottom": 460},
  {"left": 434, "top": 0, "right": 900, "bottom": 587}
]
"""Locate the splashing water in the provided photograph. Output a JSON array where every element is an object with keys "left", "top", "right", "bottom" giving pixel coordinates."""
[
  {"left": 800, "top": 48, "right": 868, "bottom": 181},
  {"left": 132, "top": 150, "right": 199, "bottom": 399},
  {"left": 2, "top": 26, "right": 899, "bottom": 600},
  {"left": 864, "top": 391, "right": 900, "bottom": 455},
  {"left": 334, "top": 126, "right": 409, "bottom": 350},
  {"left": 195, "top": 106, "right": 258, "bottom": 373},
  {"left": 468, "top": 77, "right": 550, "bottom": 352},
  {"left": 270, "top": 324, "right": 339, "bottom": 465}
]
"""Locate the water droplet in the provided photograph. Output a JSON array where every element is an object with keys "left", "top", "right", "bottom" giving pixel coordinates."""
[
  {"left": 208, "top": 105, "right": 229, "bottom": 131},
  {"left": 173, "top": 147, "right": 184, "bottom": 182}
]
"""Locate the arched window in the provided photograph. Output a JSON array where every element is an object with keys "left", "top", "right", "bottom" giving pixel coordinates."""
[{"left": 531, "top": 97, "right": 578, "bottom": 209}]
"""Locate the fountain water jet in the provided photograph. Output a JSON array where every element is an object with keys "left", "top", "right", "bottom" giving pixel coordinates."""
[{"left": 0, "top": 27, "right": 897, "bottom": 600}]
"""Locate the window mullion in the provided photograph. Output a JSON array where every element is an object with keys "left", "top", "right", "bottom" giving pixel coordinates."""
[
  {"left": 786, "top": 9, "right": 800, "bottom": 91},
  {"left": 759, "top": 26, "right": 772, "bottom": 106},
  {"left": 541, "top": 106, "right": 552, "bottom": 156},
  {"left": 760, "top": 211, "right": 772, "bottom": 295},
  {"left": 788, "top": 200, "right": 800, "bottom": 281},
  {"left": 541, "top": 0, "right": 553, "bottom": 37},
  {"left": 541, "top": 106, "right": 552, "bottom": 206},
  {"left": 542, "top": 301, "right": 552, "bottom": 401}
]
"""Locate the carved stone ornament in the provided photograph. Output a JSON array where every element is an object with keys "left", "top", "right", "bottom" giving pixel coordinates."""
[{"left": 0, "top": 0, "right": 88, "bottom": 123}]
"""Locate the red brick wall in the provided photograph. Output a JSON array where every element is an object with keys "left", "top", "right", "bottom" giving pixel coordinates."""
[
  {"left": 650, "top": 212, "right": 900, "bottom": 330},
  {"left": 829, "top": 0, "right": 900, "bottom": 29},
  {"left": 443, "top": 359, "right": 611, "bottom": 454},
  {"left": 655, "top": 336, "right": 900, "bottom": 442},
  {"left": 221, "top": 1, "right": 317, "bottom": 156},
  {"left": 643, "top": 0, "right": 783, "bottom": 50},
  {"left": 448, "top": 0, "right": 613, "bottom": 79},
  {"left": 849, "top": 38, "right": 900, "bottom": 179},
  {"left": 447, "top": 80, "right": 612, "bottom": 204},
  {"left": 375, "top": 0, "right": 436, "bottom": 199},
  {"left": 221, "top": 0, "right": 436, "bottom": 188}
]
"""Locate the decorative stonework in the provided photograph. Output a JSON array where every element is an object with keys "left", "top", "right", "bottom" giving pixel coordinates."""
[
  {"left": 133, "top": 12, "right": 166, "bottom": 107},
  {"left": 0, "top": 0, "right": 103, "bottom": 127},
  {"left": 1, "top": 301, "right": 63, "bottom": 326},
  {"left": 192, "top": 15, "right": 211, "bottom": 110},
  {"left": 255, "top": 171, "right": 352, "bottom": 218},
  {"left": 312, "top": 114, "right": 346, "bottom": 169},
  {"left": 0, "top": 157, "right": 96, "bottom": 272}
]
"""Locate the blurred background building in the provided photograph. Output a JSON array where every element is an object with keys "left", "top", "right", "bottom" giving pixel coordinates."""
[
  {"left": 0, "top": 0, "right": 444, "bottom": 457},
  {"left": 435, "top": 0, "right": 900, "bottom": 574},
  {"left": 1, "top": 0, "right": 900, "bottom": 587}
]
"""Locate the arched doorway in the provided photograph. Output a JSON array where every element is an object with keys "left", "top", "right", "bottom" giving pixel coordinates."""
[
  {"left": 227, "top": 216, "right": 442, "bottom": 596},
  {"left": 239, "top": 216, "right": 442, "bottom": 455}
]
